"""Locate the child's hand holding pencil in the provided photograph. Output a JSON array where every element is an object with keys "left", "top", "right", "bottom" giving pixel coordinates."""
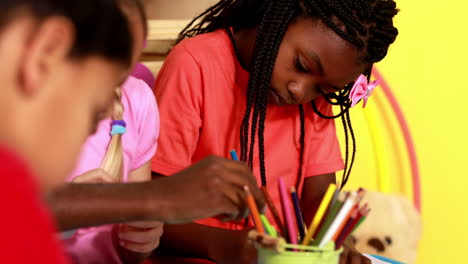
[{"left": 156, "top": 156, "right": 265, "bottom": 223}]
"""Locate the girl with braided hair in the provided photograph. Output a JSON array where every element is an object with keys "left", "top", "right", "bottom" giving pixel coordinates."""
[{"left": 152, "top": 0, "right": 398, "bottom": 263}]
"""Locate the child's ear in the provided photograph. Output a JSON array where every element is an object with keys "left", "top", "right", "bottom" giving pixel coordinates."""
[{"left": 18, "top": 17, "right": 75, "bottom": 96}]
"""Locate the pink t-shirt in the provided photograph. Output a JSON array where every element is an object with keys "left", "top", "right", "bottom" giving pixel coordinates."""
[
  {"left": 63, "top": 76, "right": 159, "bottom": 264},
  {"left": 151, "top": 29, "right": 344, "bottom": 231}
]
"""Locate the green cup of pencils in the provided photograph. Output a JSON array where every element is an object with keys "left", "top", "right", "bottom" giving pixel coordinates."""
[
  {"left": 257, "top": 241, "right": 342, "bottom": 264},
  {"left": 233, "top": 151, "right": 368, "bottom": 264},
  {"left": 248, "top": 178, "right": 368, "bottom": 263}
]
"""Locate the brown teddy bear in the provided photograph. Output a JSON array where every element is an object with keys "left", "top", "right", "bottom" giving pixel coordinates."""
[{"left": 350, "top": 191, "right": 422, "bottom": 264}]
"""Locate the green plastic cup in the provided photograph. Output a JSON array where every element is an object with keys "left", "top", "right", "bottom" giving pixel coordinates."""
[{"left": 257, "top": 242, "right": 342, "bottom": 264}]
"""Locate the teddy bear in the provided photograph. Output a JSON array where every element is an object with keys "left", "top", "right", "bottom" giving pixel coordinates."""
[{"left": 349, "top": 191, "right": 422, "bottom": 264}]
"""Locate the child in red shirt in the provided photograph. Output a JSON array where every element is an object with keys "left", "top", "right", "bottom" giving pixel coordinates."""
[
  {"left": 0, "top": 1, "right": 134, "bottom": 263},
  {"left": 152, "top": 0, "right": 399, "bottom": 263}
]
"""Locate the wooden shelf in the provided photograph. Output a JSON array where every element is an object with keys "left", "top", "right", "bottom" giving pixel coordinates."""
[
  {"left": 147, "top": 19, "right": 191, "bottom": 41},
  {"left": 142, "top": 19, "right": 191, "bottom": 74}
]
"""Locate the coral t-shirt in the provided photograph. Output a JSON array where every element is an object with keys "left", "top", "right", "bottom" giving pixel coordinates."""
[
  {"left": 152, "top": 29, "right": 344, "bottom": 230},
  {"left": 0, "top": 145, "right": 71, "bottom": 264}
]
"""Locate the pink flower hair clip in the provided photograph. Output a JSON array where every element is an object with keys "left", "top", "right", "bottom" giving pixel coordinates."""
[{"left": 349, "top": 74, "right": 380, "bottom": 108}]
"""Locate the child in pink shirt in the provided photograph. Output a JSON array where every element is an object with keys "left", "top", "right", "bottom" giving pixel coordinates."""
[
  {"left": 64, "top": 76, "right": 160, "bottom": 264},
  {"left": 63, "top": 1, "right": 162, "bottom": 263}
]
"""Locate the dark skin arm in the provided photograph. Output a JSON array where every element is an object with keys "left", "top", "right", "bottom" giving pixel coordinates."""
[
  {"left": 47, "top": 156, "right": 265, "bottom": 231},
  {"left": 153, "top": 173, "right": 258, "bottom": 264},
  {"left": 155, "top": 223, "right": 256, "bottom": 264},
  {"left": 300, "top": 173, "right": 337, "bottom": 225},
  {"left": 48, "top": 181, "right": 163, "bottom": 231},
  {"left": 117, "top": 163, "right": 163, "bottom": 264},
  {"left": 301, "top": 173, "right": 370, "bottom": 264}
]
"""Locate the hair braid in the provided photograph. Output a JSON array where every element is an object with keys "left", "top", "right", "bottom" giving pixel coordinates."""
[
  {"left": 247, "top": 0, "right": 297, "bottom": 185},
  {"left": 297, "top": 105, "right": 306, "bottom": 190},
  {"left": 101, "top": 87, "right": 125, "bottom": 182}
]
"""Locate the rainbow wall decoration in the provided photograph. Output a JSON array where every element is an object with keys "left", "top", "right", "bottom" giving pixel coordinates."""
[{"left": 336, "top": 68, "right": 421, "bottom": 213}]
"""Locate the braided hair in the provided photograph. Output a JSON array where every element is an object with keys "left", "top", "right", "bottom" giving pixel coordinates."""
[{"left": 178, "top": 0, "right": 399, "bottom": 188}]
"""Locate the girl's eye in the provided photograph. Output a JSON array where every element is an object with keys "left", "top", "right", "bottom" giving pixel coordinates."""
[{"left": 295, "top": 56, "right": 309, "bottom": 73}]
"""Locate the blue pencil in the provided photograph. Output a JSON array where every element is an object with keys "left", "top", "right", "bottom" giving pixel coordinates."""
[
  {"left": 230, "top": 149, "right": 239, "bottom": 161},
  {"left": 290, "top": 187, "right": 306, "bottom": 240}
]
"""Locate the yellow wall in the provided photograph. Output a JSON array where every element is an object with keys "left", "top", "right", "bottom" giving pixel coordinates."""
[{"left": 342, "top": 0, "right": 468, "bottom": 263}]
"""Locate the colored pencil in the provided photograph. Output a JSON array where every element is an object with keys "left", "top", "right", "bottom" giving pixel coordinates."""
[
  {"left": 335, "top": 210, "right": 361, "bottom": 249},
  {"left": 352, "top": 209, "right": 370, "bottom": 232},
  {"left": 260, "top": 214, "right": 278, "bottom": 237},
  {"left": 333, "top": 206, "right": 358, "bottom": 242},
  {"left": 318, "top": 193, "right": 357, "bottom": 248},
  {"left": 332, "top": 208, "right": 355, "bottom": 242},
  {"left": 245, "top": 186, "right": 264, "bottom": 234},
  {"left": 261, "top": 187, "right": 286, "bottom": 236},
  {"left": 313, "top": 184, "right": 341, "bottom": 238},
  {"left": 290, "top": 187, "right": 306, "bottom": 240},
  {"left": 230, "top": 149, "right": 239, "bottom": 161},
  {"left": 312, "top": 193, "right": 345, "bottom": 246},
  {"left": 332, "top": 190, "right": 365, "bottom": 242},
  {"left": 302, "top": 183, "right": 337, "bottom": 245},
  {"left": 278, "top": 177, "right": 297, "bottom": 244},
  {"left": 335, "top": 206, "right": 370, "bottom": 249},
  {"left": 316, "top": 183, "right": 340, "bottom": 236}
]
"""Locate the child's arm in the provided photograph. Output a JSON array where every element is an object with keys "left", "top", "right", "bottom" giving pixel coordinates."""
[
  {"left": 156, "top": 223, "right": 257, "bottom": 264},
  {"left": 118, "top": 162, "right": 164, "bottom": 264},
  {"left": 48, "top": 156, "right": 264, "bottom": 231},
  {"left": 300, "top": 173, "right": 336, "bottom": 225},
  {"left": 152, "top": 173, "right": 258, "bottom": 264}
]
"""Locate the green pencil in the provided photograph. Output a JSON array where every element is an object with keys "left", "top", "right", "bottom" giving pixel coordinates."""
[{"left": 312, "top": 194, "right": 346, "bottom": 246}]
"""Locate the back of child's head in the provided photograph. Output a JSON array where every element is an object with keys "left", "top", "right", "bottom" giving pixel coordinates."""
[
  {"left": 119, "top": 0, "right": 148, "bottom": 38},
  {"left": 0, "top": 0, "right": 133, "bottom": 66},
  {"left": 0, "top": 0, "right": 134, "bottom": 190},
  {"left": 179, "top": 0, "right": 399, "bottom": 188}
]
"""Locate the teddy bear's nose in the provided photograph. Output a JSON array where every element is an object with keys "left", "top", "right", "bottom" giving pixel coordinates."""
[{"left": 368, "top": 237, "right": 386, "bottom": 252}]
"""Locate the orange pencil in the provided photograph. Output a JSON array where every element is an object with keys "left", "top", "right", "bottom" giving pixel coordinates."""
[
  {"left": 332, "top": 206, "right": 357, "bottom": 241},
  {"left": 245, "top": 186, "right": 265, "bottom": 234}
]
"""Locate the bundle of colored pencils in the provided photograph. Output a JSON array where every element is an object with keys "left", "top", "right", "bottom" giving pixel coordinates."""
[
  {"left": 245, "top": 178, "right": 369, "bottom": 250},
  {"left": 231, "top": 150, "right": 369, "bottom": 250},
  {"left": 302, "top": 184, "right": 370, "bottom": 249}
]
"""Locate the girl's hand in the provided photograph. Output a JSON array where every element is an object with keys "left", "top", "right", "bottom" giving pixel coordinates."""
[
  {"left": 118, "top": 221, "right": 164, "bottom": 253},
  {"left": 340, "top": 242, "right": 371, "bottom": 264},
  {"left": 71, "top": 169, "right": 115, "bottom": 183}
]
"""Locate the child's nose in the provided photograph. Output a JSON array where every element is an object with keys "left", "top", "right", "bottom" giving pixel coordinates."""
[{"left": 288, "top": 81, "right": 320, "bottom": 104}]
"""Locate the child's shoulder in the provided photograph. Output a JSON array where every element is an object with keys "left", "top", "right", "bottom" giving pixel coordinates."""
[
  {"left": 122, "top": 76, "right": 153, "bottom": 100},
  {"left": 173, "top": 29, "right": 233, "bottom": 64},
  {"left": 121, "top": 76, "right": 157, "bottom": 114}
]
